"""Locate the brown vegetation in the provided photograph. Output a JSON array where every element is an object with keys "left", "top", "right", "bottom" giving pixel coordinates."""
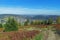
[{"left": 0, "top": 30, "right": 40, "bottom": 40}]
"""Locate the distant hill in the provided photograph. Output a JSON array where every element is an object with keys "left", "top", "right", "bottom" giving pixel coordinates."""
[
  {"left": 31, "top": 15, "right": 59, "bottom": 20},
  {"left": 0, "top": 14, "right": 59, "bottom": 20}
]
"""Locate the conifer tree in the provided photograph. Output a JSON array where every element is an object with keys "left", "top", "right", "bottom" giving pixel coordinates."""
[{"left": 4, "top": 17, "right": 18, "bottom": 32}]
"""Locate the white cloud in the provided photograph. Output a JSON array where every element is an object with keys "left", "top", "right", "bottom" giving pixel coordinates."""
[{"left": 0, "top": 7, "right": 60, "bottom": 15}]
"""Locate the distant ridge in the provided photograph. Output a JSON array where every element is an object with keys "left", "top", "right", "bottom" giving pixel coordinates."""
[{"left": 0, "top": 14, "right": 59, "bottom": 20}]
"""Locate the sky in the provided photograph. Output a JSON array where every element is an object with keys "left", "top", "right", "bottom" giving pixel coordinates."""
[{"left": 0, "top": 0, "right": 60, "bottom": 15}]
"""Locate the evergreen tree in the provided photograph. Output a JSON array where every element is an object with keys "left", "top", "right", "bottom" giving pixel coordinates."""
[
  {"left": 0, "top": 23, "right": 3, "bottom": 28},
  {"left": 47, "top": 18, "right": 53, "bottom": 25},
  {"left": 24, "top": 19, "right": 29, "bottom": 26},
  {"left": 4, "top": 17, "right": 18, "bottom": 32},
  {"left": 43, "top": 20, "right": 48, "bottom": 25},
  {"left": 56, "top": 16, "right": 60, "bottom": 24}
]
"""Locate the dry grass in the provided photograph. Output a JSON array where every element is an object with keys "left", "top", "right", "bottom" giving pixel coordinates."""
[{"left": 0, "top": 30, "right": 40, "bottom": 40}]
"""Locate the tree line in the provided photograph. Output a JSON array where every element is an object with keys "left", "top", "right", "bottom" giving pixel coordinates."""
[{"left": 0, "top": 16, "right": 60, "bottom": 32}]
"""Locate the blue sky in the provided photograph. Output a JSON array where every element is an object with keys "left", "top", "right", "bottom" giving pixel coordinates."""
[{"left": 0, "top": 0, "right": 60, "bottom": 15}]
